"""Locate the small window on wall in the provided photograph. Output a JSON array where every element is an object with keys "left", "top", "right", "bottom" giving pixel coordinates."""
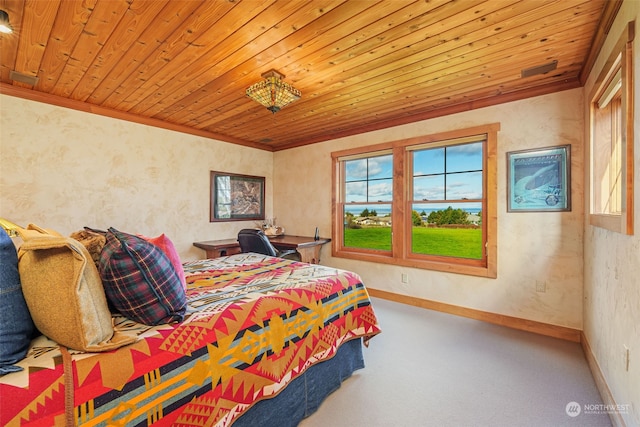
[{"left": 589, "top": 21, "right": 634, "bottom": 235}]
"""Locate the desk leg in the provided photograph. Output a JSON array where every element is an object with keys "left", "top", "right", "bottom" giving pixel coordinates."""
[{"left": 297, "top": 246, "right": 322, "bottom": 264}]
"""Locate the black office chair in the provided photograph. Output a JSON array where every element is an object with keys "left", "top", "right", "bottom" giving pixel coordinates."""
[{"left": 237, "top": 229, "right": 301, "bottom": 261}]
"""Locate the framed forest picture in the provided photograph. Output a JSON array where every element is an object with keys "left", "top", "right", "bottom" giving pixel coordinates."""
[{"left": 210, "top": 171, "right": 265, "bottom": 221}]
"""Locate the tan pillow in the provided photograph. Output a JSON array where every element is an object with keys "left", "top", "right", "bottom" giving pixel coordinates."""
[
  {"left": 18, "top": 235, "right": 136, "bottom": 352},
  {"left": 16, "top": 223, "right": 64, "bottom": 239}
]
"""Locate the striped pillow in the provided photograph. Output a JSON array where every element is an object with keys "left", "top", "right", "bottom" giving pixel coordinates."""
[{"left": 99, "top": 228, "right": 186, "bottom": 325}]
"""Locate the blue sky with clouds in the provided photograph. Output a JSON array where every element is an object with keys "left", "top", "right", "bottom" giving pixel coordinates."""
[{"left": 345, "top": 142, "right": 483, "bottom": 203}]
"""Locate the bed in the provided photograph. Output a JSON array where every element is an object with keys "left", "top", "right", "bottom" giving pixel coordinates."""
[{"left": 0, "top": 253, "right": 381, "bottom": 427}]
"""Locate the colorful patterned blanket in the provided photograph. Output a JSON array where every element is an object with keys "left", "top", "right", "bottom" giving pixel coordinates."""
[{"left": 0, "top": 254, "right": 381, "bottom": 426}]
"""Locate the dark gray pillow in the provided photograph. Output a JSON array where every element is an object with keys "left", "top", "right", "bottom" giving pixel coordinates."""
[{"left": 0, "top": 228, "right": 35, "bottom": 375}]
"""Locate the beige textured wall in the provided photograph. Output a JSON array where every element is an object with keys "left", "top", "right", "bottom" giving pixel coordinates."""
[
  {"left": 582, "top": 2, "right": 640, "bottom": 425},
  {"left": 274, "top": 88, "right": 585, "bottom": 330},
  {"left": 1, "top": 37, "right": 634, "bottom": 421},
  {"left": 0, "top": 95, "right": 273, "bottom": 261}
]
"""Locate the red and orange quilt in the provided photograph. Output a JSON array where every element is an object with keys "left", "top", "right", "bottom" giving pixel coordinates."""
[{"left": 0, "top": 254, "right": 381, "bottom": 426}]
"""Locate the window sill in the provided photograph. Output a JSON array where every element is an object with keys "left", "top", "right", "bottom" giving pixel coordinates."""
[
  {"left": 332, "top": 250, "right": 496, "bottom": 278},
  {"left": 589, "top": 213, "right": 633, "bottom": 235}
]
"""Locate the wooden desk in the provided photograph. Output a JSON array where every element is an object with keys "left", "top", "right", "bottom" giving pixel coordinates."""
[{"left": 193, "top": 235, "right": 331, "bottom": 264}]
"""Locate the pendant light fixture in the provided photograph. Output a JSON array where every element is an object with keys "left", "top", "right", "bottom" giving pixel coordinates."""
[{"left": 246, "top": 70, "right": 301, "bottom": 113}]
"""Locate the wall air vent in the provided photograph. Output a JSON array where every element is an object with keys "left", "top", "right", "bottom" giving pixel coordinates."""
[
  {"left": 521, "top": 61, "right": 558, "bottom": 78},
  {"left": 10, "top": 70, "right": 39, "bottom": 86}
]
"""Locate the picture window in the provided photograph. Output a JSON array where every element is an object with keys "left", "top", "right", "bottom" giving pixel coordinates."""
[{"left": 332, "top": 124, "right": 499, "bottom": 278}]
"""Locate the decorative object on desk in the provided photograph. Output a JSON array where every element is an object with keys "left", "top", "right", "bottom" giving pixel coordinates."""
[
  {"left": 507, "top": 145, "right": 571, "bottom": 212},
  {"left": 264, "top": 226, "right": 285, "bottom": 237},
  {"left": 257, "top": 217, "right": 284, "bottom": 236},
  {"left": 257, "top": 217, "right": 275, "bottom": 229},
  {"left": 211, "top": 171, "right": 265, "bottom": 221}
]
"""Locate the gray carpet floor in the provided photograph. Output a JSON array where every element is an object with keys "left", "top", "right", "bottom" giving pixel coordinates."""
[{"left": 300, "top": 297, "right": 612, "bottom": 427}]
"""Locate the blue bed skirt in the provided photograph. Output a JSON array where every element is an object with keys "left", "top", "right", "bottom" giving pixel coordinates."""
[{"left": 235, "top": 338, "right": 365, "bottom": 427}]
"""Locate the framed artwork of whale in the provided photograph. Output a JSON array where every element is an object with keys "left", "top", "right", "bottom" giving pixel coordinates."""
[{"left": 507, "top": 145, "right": 571, "bottom": 212}]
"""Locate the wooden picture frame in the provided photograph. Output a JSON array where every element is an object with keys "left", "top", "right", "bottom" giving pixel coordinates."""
[
  {"left": 507, "top": 145, "right": 571, "bottom": 212},
  {"left": 210, "top": 171, "right": 265, "bottom": 221}
]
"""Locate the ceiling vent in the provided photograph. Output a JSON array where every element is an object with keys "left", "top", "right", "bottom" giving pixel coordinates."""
[
  {"left": 521, "top": 61, "right": 558, "bottom": 78},
  {"left": 10, "top": 70, "right": 39, "bottom": 86}
]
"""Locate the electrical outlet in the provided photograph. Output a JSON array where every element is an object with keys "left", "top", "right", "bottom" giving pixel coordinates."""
[
  {"left": 401, "top": 273, "right": 408, "bottom": 284},
  {"left": 536, "top": 280, "right": 546, "bottom": 293},
  {"left": 624, "top": 345, "right": 630, "bottom": 371}
]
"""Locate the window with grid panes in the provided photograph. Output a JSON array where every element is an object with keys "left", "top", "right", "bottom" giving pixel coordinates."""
[{"left": 332, "top": 124, "right": 498, "bottom": 278}]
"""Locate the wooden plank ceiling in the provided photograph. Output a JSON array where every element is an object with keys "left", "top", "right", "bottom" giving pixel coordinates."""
[{"left": 0, "top": 0, "right": 616, "bottom": 151}]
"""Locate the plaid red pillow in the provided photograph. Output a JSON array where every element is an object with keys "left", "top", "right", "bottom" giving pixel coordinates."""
[{"left": 99, "top": 228, "right": 186, "bottom": 325}]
